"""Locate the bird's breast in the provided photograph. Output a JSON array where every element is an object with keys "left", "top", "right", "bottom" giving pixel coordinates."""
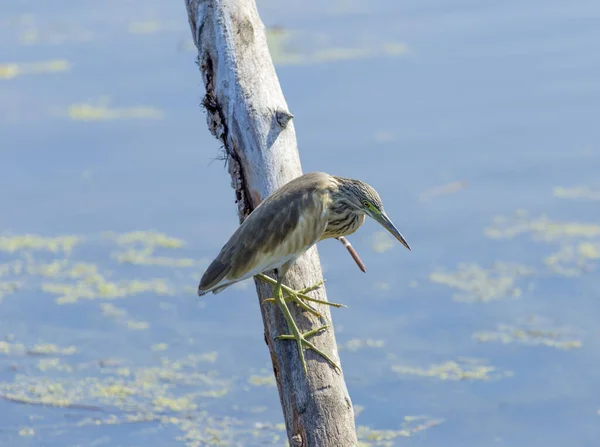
[{"left": 321, "top": 211, "right": 365, "bottom": 240}]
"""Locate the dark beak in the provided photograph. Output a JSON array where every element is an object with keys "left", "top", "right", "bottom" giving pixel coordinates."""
[{"left": 375, "top": 212, "right": 411, "bottom": 251}]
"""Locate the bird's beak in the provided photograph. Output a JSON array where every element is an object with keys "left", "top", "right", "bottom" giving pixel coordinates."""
[{"left": 374, "top": 212, "right": 411, "bottom": 251}]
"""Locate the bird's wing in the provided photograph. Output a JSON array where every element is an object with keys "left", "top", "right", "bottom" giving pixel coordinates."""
[{"left": 198, "top": 179, "right": 330, "bottom": 293}]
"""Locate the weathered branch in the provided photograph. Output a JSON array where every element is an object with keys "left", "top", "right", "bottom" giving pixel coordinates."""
[{"left": 184, "top": 1, "right": 358, "bottom": 446}]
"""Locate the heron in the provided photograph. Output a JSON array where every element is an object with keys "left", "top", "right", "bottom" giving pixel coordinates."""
[{"left": 198, "top": 172, "right": 411, "bottom": 373}]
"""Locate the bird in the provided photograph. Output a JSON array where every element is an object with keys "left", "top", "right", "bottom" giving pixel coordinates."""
[{"left": 197, "top": 172, "right": 411, "bottom": 374}]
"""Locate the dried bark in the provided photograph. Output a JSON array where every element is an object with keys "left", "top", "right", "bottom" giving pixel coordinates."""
[{"left": 184, "top": 1, "right": 358, "bottom": 445}]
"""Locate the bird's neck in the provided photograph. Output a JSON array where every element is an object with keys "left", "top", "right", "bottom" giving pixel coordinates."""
[{"left": 322, "top": 202, "right": 365, "bottom": 240}]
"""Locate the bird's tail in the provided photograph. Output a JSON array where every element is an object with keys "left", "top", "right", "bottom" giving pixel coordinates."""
[
  {"left": 197, "top": 258, "right": 230, "bottom": 297},
  {"left": 198, "top": 282, "right": 231, "bottom": 296}
]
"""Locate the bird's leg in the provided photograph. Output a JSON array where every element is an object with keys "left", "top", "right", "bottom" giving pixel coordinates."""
[
  {"left": 269, "top": 274, "right": 340, "bottom": 374},
  {"left": 257, "top": 274, "right": 347, "bottom": 314},
  {"left": 257, "top": 274, "right": 323, "bottom": 317}
]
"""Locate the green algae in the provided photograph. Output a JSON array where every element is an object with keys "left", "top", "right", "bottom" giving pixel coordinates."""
[
  {"left": 106, "top": 231, "right": 198, "bottom": 267},
  {"left": 0, "top": 234, "right": 79, "bottom": 254},
  {"left": 152, "top": 343, "right": 169, "bottom": 352},
  {"left": 553, "top": 186, "right": 600, "bottom": 200},
  {"left": 37, "top": 358, "right": 74, "bottom": 372},
  {"left": 37, "top": 261, "right": 99, "bottom": 278},
  {"left": 356, "top": 415, "right": 444, "bottom": 446},
  {"left": 370, "top": 231, "right": 396, "bottom": 253},
  {"left": 0, "top": 258, "right": 99, "bottom": 280},
  {"left": 114, "top": 248, "right": 196, "bottom": 267},
  {"left": 264, "top": 27, "right": 409, "bottom": 66},
  {"left": 0, "top": 228, "right": 445, "bottom": 444},
  {"left": 18, "top": 427, "right": 35, "bottom": 437},
  {"left": 0, "top": 340, "right": 76, "bottom": 356},
  {"left": 107, "top": 230, "right": 186, "bottom": 249},
  {"left": 126, "top": 320, "right": 150, "bottom": 330},
  {"left": 340, "top": 338, "right": 385, "bottom": 352},
  {"left": 486, "top": 211, "right": 600, "bottom": 241},
  {"left": 483, "top": 210, "right": 600, "bottom": 277},
  {"left": 10, "top": 14, "right": 94, "bottom": 45},
  {"left": 544, "top": 242, "right": 600, "bottom": 276},
  {"left": 474, "top": 316, "right": 582, "bottom": 350},
  {"left": 0, "top": 331, "right": 442, "bottom": 445},
  {"left": 68, "top": 100, "right": 164, "bottom": 121},
  {"left": 392, "top": 358, "right": 513, "bottom": 381},
  {"left": 29, "top": 343, "right": 77, "bottom": 356},
  {"left": 0, "top": 281, "right": 20, "bottom": 302},
  {"left": 430, "top": 262, "right": 534, "bottom": 302},
  {"left": 44, "top": 275, "right": 173, "bottom": 304},
  {"left": 0, "top": 230, "right": 203, "bottom": 312},
  {"left": 0, "top": 59, "right": 70, "bottom": 80},
  {"left": 100, "top": 303, "right": 150, "bottom": 331},
  {"left": 0, "top": 345, "right": 231, "bottom": 444},
  {"left": 248, "top": 374, "right": 276, "bottom": 387}
]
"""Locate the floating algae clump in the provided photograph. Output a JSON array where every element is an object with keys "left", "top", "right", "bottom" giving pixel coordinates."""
[
  {"left": 486, "top": 211, "right": 600, "bottom": 241},
  {"left": 474, "top": 316, "right": 582, "bottom": 350},
  {"left": 114, "top": 247, "right": 196, "bottom": 267},
  {"left": 0, "top": 234, "right": 79, "bottom": 254},
  {"left": 429, "top": 262, "right": 534, "bottom": 302},
  {"left": 340, "top": 338, "right": 385, "bottom": 352},
  {"left": 357, "top": 415, "right": 443, "bottom": 446},
  {"left": 392, "top": 357, "right": 513, "bottom": 381},
  {"left": 43, "top": 274, "right": 172, "bottom": 304},
  {"left": 544, "top": 242, "right": 600, "bottom": 276},
  {"left": 553, "top": 186, "right": 600, "bottom": 201},
  {"left": 107, "top": 230, "right": 185, "bottom": 249}
]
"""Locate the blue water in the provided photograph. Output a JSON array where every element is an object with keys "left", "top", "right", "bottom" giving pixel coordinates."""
[{"left": 1, "top": 0, "right": 599, "bottom": 446}]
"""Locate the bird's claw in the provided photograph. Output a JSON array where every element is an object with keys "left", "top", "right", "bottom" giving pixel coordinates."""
[
  {"left": 276, "top": 325, "right": 341, "bottom": 373},
  {"left": 262, "top": 294, "right": 323, "bottom": 319},
  {"left": 280, "top": 282, "right": 347, "bottom": 309},
  {"left": 296, "top": 280, "right": 325, "bottom": 294},
  {"left": 257, "top": 275, "right": 347, "bottom": 311},
  {"left": 256, "top": 274, "right": 343, "bottom": 374}
]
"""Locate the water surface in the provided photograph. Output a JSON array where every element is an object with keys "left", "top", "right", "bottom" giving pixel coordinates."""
[{"left": 1, "top": 0, "right": 599, "bottom": 445}]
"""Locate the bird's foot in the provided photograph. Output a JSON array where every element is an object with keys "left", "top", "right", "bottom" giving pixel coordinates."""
[
  {"left": 256, "top": 274, "right": 347, "bottom": 319},
  {"left": 261, "top": 275, "right": 342, "bottom": 374},
  {"left": 276, "top": 324, "right": 341, "bottom": 374}
]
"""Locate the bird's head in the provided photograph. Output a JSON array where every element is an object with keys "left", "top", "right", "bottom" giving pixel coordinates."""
[{"left": 336, "top": 177, "right": 411, "bottom": 251}]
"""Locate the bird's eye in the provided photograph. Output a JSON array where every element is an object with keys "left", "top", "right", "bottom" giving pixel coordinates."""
[{"left": 362, "top": 200, "right": 370, "bottom": 208}]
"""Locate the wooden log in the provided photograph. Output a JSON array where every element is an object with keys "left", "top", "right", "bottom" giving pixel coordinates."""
[{"left": 184, "top": 1, "right": 358, "bottom": 446}]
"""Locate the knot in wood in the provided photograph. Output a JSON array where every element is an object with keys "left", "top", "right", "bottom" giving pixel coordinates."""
[
  {"left": 291, "top": 433, "right": 303, "bottom": 446},
  {"left": 275, "top": 110, "right": 294, "bottom": 128}
]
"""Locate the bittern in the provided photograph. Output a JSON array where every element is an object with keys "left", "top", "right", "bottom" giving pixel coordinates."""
[{"left": 198, "top": 172, "right": 410, "bottom": 373}]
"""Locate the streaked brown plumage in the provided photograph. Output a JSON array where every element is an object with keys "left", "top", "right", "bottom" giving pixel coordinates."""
[
  {"left": 198, "top": 172, "right": 409, "bottom": 295},
  {"left": 197, "top": 172, "right": 410, "bottom": 374}
]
